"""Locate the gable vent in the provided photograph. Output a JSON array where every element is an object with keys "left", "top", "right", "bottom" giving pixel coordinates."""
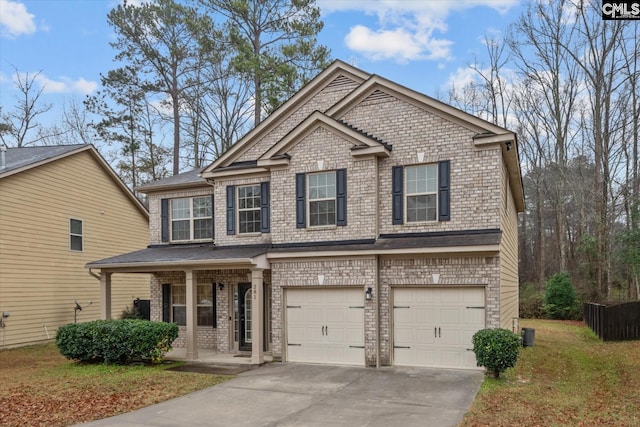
[
  {"left": 327, "top": 75, "right": 357, "bottom": 88},
  {"left": 364, "top": 89, "right": 393, "bottom": 102}
]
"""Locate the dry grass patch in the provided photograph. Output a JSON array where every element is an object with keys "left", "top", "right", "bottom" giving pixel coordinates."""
[
  {"left": 461, "top": 320, "right": 640, "bottom": 426},
  {"left": 0, "top": 342, "right": 231, "bottom": 427}
]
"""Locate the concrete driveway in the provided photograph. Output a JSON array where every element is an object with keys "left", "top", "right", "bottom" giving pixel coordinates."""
[{"left": 76, "top": 363, "right": 483, "bottom": 427}]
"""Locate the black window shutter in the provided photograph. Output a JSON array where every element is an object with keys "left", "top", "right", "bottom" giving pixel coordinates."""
[
  {"left": 210, "top": 194, "right": 215, "bottom": 239},
  {"left": 296, "top": 173, "right": 306, "bottom": 228},
  {"left": 336, "top": 169, "right": 347, "bottom": 226},
  {"left": 260, "top": 182, "right": 270, "bottom": 233},
  {"left": 161, "top": 199, "right": 169, "bottom": 242},
  {"left": 438, "top": 160, "right": 451, "bottom": 221},
  {"left": 392, "top": 166, "right": 404, "bottom": 224},
  {"left": 162, "top": 284, "right": 171, "bottom": 322},
  {"left": 212, "top": 283, "right": 217, "bottom": 328},
  {"left": 226, "top": 185, "right": 236, "bottom": 235}
]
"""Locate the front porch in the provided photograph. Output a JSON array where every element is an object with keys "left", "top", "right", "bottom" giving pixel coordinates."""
[{"left": 86, "top": 244, "right": 271, "bottom": 365}]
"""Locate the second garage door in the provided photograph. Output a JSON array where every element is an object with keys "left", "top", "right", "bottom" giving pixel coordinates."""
[
  {"left": 393, "top": 287, "right": 485, "bottom": 369},
  {"left": 286, "top": 288, "right": 364, "bottom": 366}
]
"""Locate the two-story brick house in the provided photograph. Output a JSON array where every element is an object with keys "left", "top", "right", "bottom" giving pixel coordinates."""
[{"left": 88, "top": 61, "right": 524, "bottom": 369}]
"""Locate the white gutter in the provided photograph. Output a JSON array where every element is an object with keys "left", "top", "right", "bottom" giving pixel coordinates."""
[{"left": 85, "top": 257, "right": 256, "bottom": 270}]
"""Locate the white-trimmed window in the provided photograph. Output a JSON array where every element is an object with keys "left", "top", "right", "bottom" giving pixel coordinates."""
[
  {"left": 238, "top": 185, "right": 261, "bottom": 234},
  {"left": 171, "top": 285, "right": 186, "bottom": 326},
  {"left": 170, "top": 284, "right": 214, "bottom": 327},
  {"left": 406, "top": 164, "right": 438, "bottom": 222},
  {"left": 69, "top": 219, "right": 83, "bottom": 251},
  {"left": 170, "top": 197, "right": 212, "bottom": 241},
  {"left": 308, "top": 172, "right": 336, "bottom": 226}
]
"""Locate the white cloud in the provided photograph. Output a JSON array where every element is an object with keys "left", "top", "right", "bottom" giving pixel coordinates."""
[
  {"left": 345, "top": 25, "right": 424, "bottom": 62},
  {"left": 445, "top": 67, "right": 481, "bottom": 93},
  {"left": 319, "top": 0, "right": 518, "bottom": 63},
  {"left": 17, "top": 72, "right": 98, "bottom": 95},
  {"left": 0, "top": 0, "right": 36, "bottom": 38}
]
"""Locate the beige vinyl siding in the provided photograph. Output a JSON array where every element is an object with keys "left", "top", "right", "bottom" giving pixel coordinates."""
[
  {"left": 499, "top": 162, "right": 519, "bottom": 330},
  {"left": 0, "top": 150, "right": 149, "bottom": 348}
]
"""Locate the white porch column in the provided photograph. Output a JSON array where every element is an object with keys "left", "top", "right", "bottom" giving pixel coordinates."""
[
  {"left": 185, "top": 270, "right": 198, "bottom": 360},
  {"left": 99, "top": 272, "right": 112, "bottom": 320},
  {"left": 251, "top": 268, "right": 264, "bottom": 365}
]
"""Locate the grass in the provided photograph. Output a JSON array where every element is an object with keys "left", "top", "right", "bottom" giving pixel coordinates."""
[
  {"left": 0, "top": 342, "right": 231, "bottom": 427},
  {"left": 3, "top": 322, "right": 638, "bottom": 426},
  {"left": 460, "top": 319, "right": 640, "bottom": 426}
]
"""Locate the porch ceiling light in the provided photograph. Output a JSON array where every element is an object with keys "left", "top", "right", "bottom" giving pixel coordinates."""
[
  {"left": 365, "top": 287, "right": 373, "bottom": 301},
  {"left": 218, "top": 283, "right": 225, "bottom": 291}
]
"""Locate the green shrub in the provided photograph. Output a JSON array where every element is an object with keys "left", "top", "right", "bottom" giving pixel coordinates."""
[
  {"left": 472, "top": 328, "right": 521, "bottom": 378},
  {"left": 56, "top": 320, "right": 178, "bottom": 364},
  {"left": 544, "top": 272, "right": 581, "bottom": 320}
]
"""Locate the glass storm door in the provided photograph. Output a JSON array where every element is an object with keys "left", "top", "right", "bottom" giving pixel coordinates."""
[{"left": 238, "top": 283, "right": 252, "bottom": 351}]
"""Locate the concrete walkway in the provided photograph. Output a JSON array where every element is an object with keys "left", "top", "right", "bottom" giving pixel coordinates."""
[{"left": 75, "top": 363, "right": 483, "bottom": 427}]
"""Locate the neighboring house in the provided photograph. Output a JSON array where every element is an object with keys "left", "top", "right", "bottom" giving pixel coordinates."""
[
  {"left": 88, "top": 61, "right": 524, "bottom": 369},
  {"left": 0, "top": 144, "right": 150, "bottom": 348}
]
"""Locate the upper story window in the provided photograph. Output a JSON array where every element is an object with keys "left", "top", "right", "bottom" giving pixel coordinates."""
[
  {"left": 69, "top": 218, "right": 83, "bottom": 251},
  {"left": 406, "top": 164, "right": 438, "bottom": 222},
  {"left": 392, "top": 161, "right": 450, "bottom": 225},
  {"left": 170, "top": 197, "right": 213, "bottom": 242},
  {"left": 295, "top": 170, "right": 347, "bottom": 229},
  {"left": 238, "top": 185, "right": 261, "bottom": 234},
  {"left": 308, "top": 172, "right": 336, "bottom": 226},
  {"left": 226, "top": 182, "right": 270, "bottom": 235}
]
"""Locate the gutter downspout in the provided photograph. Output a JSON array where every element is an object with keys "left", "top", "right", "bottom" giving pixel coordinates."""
[
  {"left": 376, "top": 254, "right": 381, "bottom": 368},
  {"left": 0, "top": 144, "right": 6, "bottom": 171},
  {"left": 88, "top": 268, "right": 101, "bottom": 280}
]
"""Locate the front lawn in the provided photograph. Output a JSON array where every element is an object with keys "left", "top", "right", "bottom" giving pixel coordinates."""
[
  {"left": 0, "top": 343, "right": 230, "bottom": 427},
  {"left": 461, "top": 319, "right": 640, "bottom": 426}
]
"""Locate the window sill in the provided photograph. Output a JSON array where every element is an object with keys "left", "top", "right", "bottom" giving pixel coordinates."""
[
  {"left": 169, "top": 239, "right": 214, "bottom": 244},
  {"left": 402, "top": 220, "right": 439, "bottom": 227},
  {"left": 306, "top": 225, "right": 337, "bottom": 231},
  {"left": 236, "top": 232, "right": 264, "bottom": 237}
]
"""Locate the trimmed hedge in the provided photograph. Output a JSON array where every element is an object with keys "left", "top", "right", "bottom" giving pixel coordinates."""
[
  {"left": 56, "top": 319, "right": 178, "bottom": 364},
  {"left": 472, "top": 328, "right": 521, "bottom": 378}
]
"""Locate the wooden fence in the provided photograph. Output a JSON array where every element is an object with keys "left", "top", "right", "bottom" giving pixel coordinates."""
[{"left": 583, "top": 301, "right": 640, "bottom": 341}]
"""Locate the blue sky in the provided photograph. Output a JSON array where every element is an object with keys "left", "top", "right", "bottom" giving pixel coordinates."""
[{"left": 0, "top": 0, "right": 525, "bottom": 130}]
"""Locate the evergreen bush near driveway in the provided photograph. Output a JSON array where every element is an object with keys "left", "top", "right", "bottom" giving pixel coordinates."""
[
  {"left": 56, "top": 319, "right": 178, "bottom": 364},
  {"left": 472, "top": 328, "right": 521, "bottom": 378}
]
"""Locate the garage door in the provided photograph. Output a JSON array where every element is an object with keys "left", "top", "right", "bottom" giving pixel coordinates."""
[
  {"left": 393, "top": 287, "right": 485, "bottom": 369},
  {"left": 286, "top": 288, "right": 364, "bottom": 366}
]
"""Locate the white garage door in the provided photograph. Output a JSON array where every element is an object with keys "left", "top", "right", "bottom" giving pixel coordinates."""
[
  {"left": 393, "top": 287, "right": 485, "bottom": 369},
  {"left": 286, "top": 288, "right": 364, "bottom": 366}
]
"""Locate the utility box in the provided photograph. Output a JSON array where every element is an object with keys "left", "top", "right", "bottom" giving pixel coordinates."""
[{"left": 522, "top": 328, "right": 535, "bottom": 347}]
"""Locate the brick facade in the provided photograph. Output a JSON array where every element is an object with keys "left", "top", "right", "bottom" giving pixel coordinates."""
[{"left": 130, "top": 62, "right": 521, "bottom": 367}]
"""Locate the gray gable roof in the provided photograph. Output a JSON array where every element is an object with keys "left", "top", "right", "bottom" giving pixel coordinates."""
[
  {"left": 0, "top": 144, "right": 86, "bottom": 176},
  {"left": 0, "top": 143, "right": 149, "bottom": 217},
  {"left": 135, "top": 167, "right": 208, "bottom": 193}
]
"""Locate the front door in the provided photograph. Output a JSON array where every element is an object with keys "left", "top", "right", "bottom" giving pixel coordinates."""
[{"left": 238, "top": 283, "right": 252, "bottom": 351}]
